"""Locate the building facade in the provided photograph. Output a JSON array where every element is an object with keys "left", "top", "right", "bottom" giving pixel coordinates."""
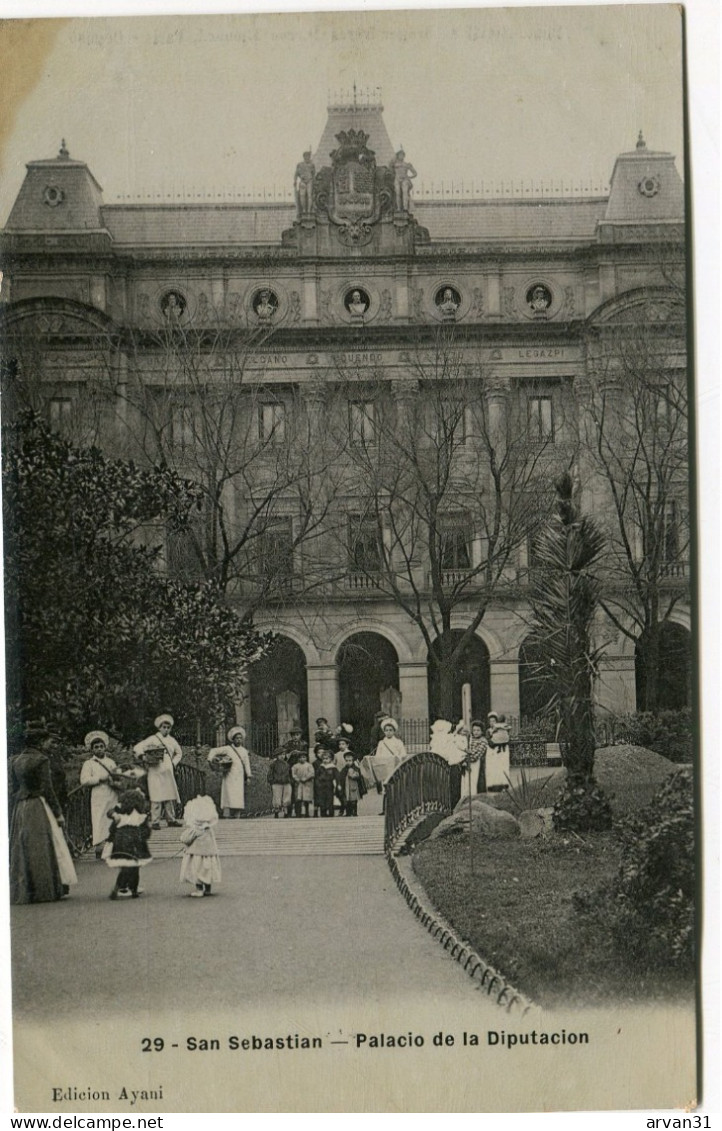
[{"left": 0, "top": 101, "right": 690, "bottom": 749}]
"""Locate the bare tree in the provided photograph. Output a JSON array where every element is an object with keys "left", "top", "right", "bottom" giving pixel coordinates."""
[
  {"left": 103, "top": 304, "right": 350, "bottom": 620},
  {"left": 582, "top": 289, "right": 689, "bottom": 711},
  {"left": 324, "top": 328, "right": 571, "bottom": 719}
]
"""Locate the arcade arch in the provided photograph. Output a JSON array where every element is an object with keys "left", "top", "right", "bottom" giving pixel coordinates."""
[
  {"left": 427, "top": 630, "right": 490, "bottom": 722},
  {"left": 635, "top": 621, "right": 692, "bottom": 711},
  {"left": 336, "top": 632, "right": 400, "bottom": 753},
  {"left": 248, "top": 634, "right": 308, "bottom": 746}
]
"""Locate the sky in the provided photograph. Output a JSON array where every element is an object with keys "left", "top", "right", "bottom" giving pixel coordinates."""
[{"left": 0, "top": 5, "right": 687, "bottom": 220}]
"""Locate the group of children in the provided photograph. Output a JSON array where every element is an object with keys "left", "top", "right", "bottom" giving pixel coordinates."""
[
  {"left": 103, "top": 788, "right": 222, "bottom": 901},
  {"left": 102, "top": 710, "right": 512, "bottom": 899},
  {"left": 266, "top": 736, "right": 367, "bottom": 818}
]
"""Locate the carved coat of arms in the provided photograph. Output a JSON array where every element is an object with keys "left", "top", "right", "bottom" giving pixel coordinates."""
[{"left": 314, "top": 129, "right": 394, "bottom": 246}]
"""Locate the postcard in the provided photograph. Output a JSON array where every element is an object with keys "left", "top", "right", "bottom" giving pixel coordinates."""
[{"left": 0, "top": 4, "right": 710, "bottom": 1116}]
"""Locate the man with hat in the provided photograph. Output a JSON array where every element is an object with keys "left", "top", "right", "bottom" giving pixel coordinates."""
[{"left": 133, "top": 714, "right": 183, "bottom": 829}]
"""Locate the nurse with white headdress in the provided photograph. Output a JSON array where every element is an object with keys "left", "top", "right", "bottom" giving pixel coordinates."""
[
  {"left": 208, "top": 726, "right": 252, "bottom": 818},
  {"left": 368, "top": 717, "right": 408, "bottom": 786},
  {"left": 79, "top": 730, "right": 121, "bottom": 855},
  {"left": 133, "top": 714, "right": 183, "bottom": 828}
]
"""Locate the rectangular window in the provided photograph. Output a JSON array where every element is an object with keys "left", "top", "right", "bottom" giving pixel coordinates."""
[
  {"left": 167, "top": 518, "right": 205, "bottom": 581},
  {"left": 439, "top": 517, "right": 472, "bottom": 570},
  {"left": 436, "top": 399, "right": 467, "bottom": 444},
  {"left": 258, "top": 517, "right": 294, "bottom": 581},
  {"left": 171, "top": 403, "right": 196, "bottom": 449},
  {"left": 259, "top": 401, "right": 286, "bottom": 444},
  {"left": 655, "top": 385, "right": 673, "bottom": 427},
  {"left": 662, "top": 499, "right": 680, "bottom": 562},
  {"left": 48, "top": 397, "right": 73, "bottom": 433},
  {"left": 528, "top": 395, "right": 554, "bottom": 441},
  {"left": 348, "top": 514, "right": 381, "bottom": 573},
  {"left": 349, "top": 400, "right": 377, "bottom": 446}
]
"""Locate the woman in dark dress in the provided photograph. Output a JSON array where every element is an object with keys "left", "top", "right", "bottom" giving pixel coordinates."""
[{"left": 9, "top": 723, "right": 78, "bottom": 904}]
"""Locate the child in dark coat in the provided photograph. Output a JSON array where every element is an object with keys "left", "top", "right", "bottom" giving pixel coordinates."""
[
  {"left": 338, "top": 751, "right": 367, "bottom": 816},
  {"left": 313, "top": 747, "right": 339, "bottom": 818},
  {"left": 105, "top": 788, "right": 152, "bottom": 900},
  {"left": 267, "top": 751, "right": 293, "bottom": 818}
]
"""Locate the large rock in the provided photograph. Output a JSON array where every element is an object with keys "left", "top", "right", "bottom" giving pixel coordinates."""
[
  {"left": 430, "top": 798, "right": 520, "bottom": 840},
  {"left": 518, "top": 810, "right": 545, "bottom": 839}
]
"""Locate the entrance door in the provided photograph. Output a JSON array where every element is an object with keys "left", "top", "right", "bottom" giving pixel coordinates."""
[{"left": 336, "top": 632, "right": 400, "bottom": 756}]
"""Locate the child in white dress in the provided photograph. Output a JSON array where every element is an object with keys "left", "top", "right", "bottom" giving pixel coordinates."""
[{"left": 180, "top": 794, "right": 221, "bottom": 897}]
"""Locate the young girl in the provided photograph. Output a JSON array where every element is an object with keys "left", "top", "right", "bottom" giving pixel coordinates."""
[
  {"left": 466, "top": 719, "right": 488, "bottom": 794},
  {"left": 291, "top": 751, "right": 315, "bottom": 817},
  {"left": 180, "top": 794, "right": 221, "bottom": 897},
  {"left": 105, "top": 788, "right": 152, "bottom": 900}
]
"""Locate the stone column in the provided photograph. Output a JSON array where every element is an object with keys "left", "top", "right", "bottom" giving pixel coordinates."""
[
  {"left": 484, "top": 375, "right": 510, "bottom": 442},
  {"left": 234, "top": 697, "right": 252, "bottom": 728},
  {"left": 306, "top": 664, "right": 339, "bottom": 728},
  {"left": 394, "top": 265, "right": 409, "bottom": 322},
  {"left": 485, "top": 262, "right": 501, "bottom": 319},
  {"left": 114, "top": 351, "right": 129, "bottom": 432},
  {"left": 598, "top": 262, "right": 616, "bottom": 304},
  {"left": 596, "top": 655, "right": 637, "bottom": 714},
  {"left": 302, "top": 266, "right": 318, "bottom": 324},
  {"left": 489, "top": 659, "right": 520, "bottom": 720},
  {"left": 211, "top": 276, "right": 225, "bottom": 312},
  {"left": 398, "top": 662, "right": 429, "bottom": 720}
]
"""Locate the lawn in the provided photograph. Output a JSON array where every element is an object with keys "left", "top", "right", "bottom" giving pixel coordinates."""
[{"left": 411, "top": 745, "right": 695, "bottom": 1008}]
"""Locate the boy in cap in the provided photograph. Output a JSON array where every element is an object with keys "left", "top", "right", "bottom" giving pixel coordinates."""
[{"left": 267, "top": 748, "right": 293, "bottom": 818}]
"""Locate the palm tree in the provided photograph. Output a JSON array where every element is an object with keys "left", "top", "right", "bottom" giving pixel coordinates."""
[{"left": 526, "top": 472, "right": 612, "bottom": 832}]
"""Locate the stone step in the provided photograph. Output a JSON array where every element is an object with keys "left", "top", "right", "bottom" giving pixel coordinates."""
[{"left": 95, "top": 816, "right": 387, "bottom": 858}]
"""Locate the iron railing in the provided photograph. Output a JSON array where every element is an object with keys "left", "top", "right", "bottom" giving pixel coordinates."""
[
  {"left": 508, "top": 736, "right": 549, "bottom": 766},
  {"left": 383, "top": 751, "right": 452, "bottom": 853},
  {"left": 172, "top": 717, "right": 556, "bottom": 763},
  {"left": 64, "top": 785, "right": 93, "bottom": 858},
  {"left": 175, "top": 761, "right": 209, "bottom": 807},
  {"left": 62, "top": 758, "right": 210, "bottom": 856}
]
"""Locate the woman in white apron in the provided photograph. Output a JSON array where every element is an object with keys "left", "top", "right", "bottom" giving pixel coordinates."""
[
  {"left": 79, "top": 730, "right": 122, "bottom": 856},
  {"left": 133, "top": 714, "right": 183, "bottom": 828},
  {"left": 369, "top": 717, "right": 407, "bottom": 786},
  {"left": 208, "top": 725, "right": 252, "bottom": 817}
]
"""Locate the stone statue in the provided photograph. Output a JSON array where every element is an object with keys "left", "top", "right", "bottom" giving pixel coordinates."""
[
  {"left": 161, "top": 291, "right": 184, "bottom": 323},
  {"left": 348, "top": 290, "right": 368, "bottom": 318},
  {"left": 529, "top": 285, "right": 551, "bottom": 315},
  {"left": 438, "top": 288, "right": 459, "bottom": 320},
  {"left": 294, "top": 151, "right": 316, "bottom": 218},
  {"left": 393, "top": 149, "right": 417, "bottom": 212},
  {"left": 254, "top": 289, "right": 276, "bottom": 322}
]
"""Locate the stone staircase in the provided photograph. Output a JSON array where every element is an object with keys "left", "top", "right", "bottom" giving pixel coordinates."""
[{"left": 137, "top": 814, "right": 386, "bottom": 858}]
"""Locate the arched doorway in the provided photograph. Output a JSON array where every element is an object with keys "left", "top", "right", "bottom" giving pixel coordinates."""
[
  {"left": 635, "top": 621, "right": 692, "bottom": 711},
  {"left": 248, "top": 635, "right": 308, "bottom": 754},
  {"left": 518, "top": 635, "right": 549, "bottom": 724},
  {"left": 427, "top": 630, "right": 490, "bottom": 722},
  {"left": 336, "top": 632, "right": 400, "bottom": 757}
]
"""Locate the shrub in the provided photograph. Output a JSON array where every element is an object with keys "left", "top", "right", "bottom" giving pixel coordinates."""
[
  {"left": 501, "top": 767, "right": 557, "bottom": 814},
  {"left": 552, "top": 777, "right": 613, "bottom": 832},
  {"left": 574, "top": 768, "right": 695, "bottom": 970},
  {"left": 597, "top": 709, "right": 693, "bottom": 763}
]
